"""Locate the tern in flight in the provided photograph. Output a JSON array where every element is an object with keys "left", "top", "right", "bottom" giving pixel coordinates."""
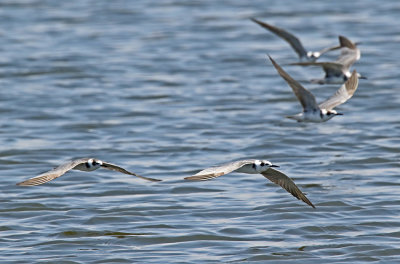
[
  {"left": 291, "top": 35, "right": 365, "bottom": 84},
  {"left": 185, "top": 159, "right": 315, "bottom": 208},
  {"left": 269, "top": 55, "right": 359, "bottom": 122},
  {"left": 16, "top": 158, "right": 161, "bottom": 186},
  {"left": 251, "top": 18, "right": 340, "bottom": 62}
]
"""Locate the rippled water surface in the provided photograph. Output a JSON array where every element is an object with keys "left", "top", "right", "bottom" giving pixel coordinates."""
[{"left": 1, "top": 0, "right": 400, "bottom": 263}]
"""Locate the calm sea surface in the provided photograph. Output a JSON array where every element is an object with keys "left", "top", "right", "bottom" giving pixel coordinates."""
[{"left": 1, "top": 0, "right": 400, "bottom": 263}]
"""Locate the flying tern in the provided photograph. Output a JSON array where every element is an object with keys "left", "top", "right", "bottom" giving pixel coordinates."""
[
  {"left": 185, "top": 159, "right": 315, "bottom": 208},
  {"left": 251, "top": 18, "right": 340, "bottom": 62},
  {"left": 16, "top": 158, "right": 161, "bottom": 186},
  {"left": 291, "top": 35, "right": 365, "bottom": 84},
  {"left": 269, "top": 55, "right": 359, "bottom": 122}
]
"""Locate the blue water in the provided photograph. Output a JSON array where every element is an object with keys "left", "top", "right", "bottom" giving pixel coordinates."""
[{"left": 1, "top": 0, "right": 400, "bottom": 263}]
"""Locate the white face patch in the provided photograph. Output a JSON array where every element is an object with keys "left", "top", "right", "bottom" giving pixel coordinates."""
[
  {"left": 254, "top": 160, "right": 272, "bottom": 172},
  {"left": 320, "top": 109, "right": 338, "bottom": 121},
  {"left": 87, "top": 159, "right": 102, "bottom": 169}
]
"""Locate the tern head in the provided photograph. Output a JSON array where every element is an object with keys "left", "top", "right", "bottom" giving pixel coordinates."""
[
  {"left": 86, "top": 158, "right": 103, "bottom": 170},
  {"left": 345, "top": 72, "right": 367, "bottom": 80},
  {"left": 253, "top": 160, "right": 279, "bottom": 173},
  {"left": 322, "top": 109, "right": 343, "bottom": 121}
]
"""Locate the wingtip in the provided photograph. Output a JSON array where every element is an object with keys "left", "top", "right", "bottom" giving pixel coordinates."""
[
  {"left": 339, "top": 35, "right": 356, "bottom": 49},
  {"left": 250, "top": 17, "right": 258, "bottom": 22},
  {"left": 140, "top": 175, "right": 162, "bottom": 182},
  {"left": 149, "top": 178, "right": 162, "bottom": 182},
  {"left": 267, "top": 54, "right": 277, "bottom": 65}
]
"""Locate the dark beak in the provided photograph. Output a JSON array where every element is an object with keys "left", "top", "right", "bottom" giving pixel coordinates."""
[
  {"left": 360, "top": 75, "right": 368, "bottom": 79},
  {"left": 336, "top": 113, "right": 343, "bottom": 116},
  {"left": 271, "top": 164, "right": 280, "bottom": 168}
]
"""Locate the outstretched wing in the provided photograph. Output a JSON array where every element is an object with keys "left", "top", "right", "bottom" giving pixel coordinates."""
[
  {"left": 251, "top": 18, "right": 308, "bottom": 59},
  {"left": 184, "top": 159, "right": 256, "bottom": 181},
  {"left": 101, "top": 162, "right": 161, "bottom": 182},
  {"left": 269, "top": 56, "right": 319, "bottom": 112},
  {"left": 318, "top": 70, "right": 359, "bottom": 110},
  {"left": 16, "top": 158, "right": 90, "bottom": 186},
  {"left": 261, "top": 168, "right": 315, "bottom": 208},
  {"left": 336, "top": 36, "right": 360, "bottom": 71},
  {"left": 291, "top": 61, "right": 345, "bottom": 79}
]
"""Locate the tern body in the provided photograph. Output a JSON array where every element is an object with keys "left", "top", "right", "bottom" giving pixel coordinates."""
[
  {"left": 16, "top": 158, "right": 161, "bottom": 186},
  {"left": 185, "top": 159, "right": 315, "bottom": 208},
  {"left": 292, "top": 36, "right": 363, "bottom": 84},
  {"left": 251, "top": 18, "right": 339, "bottom": 62},
  {"left": 269, "top": 56, "right": 359, "bottom": 123}
]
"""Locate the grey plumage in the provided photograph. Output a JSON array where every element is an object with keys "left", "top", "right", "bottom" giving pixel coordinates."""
[
  {"left": 269, "top": 55, "right": 359, "bottom": 122},
  {"left": 291, "top": 36, "right": 363, "bottom": 83},
  {"left": 16, "top": 158, "right": 161, "bottom": 186},
  {"left": 251, "top": 18, "right": 339, "bottom": 61},
  {"left": 185, "top": 159, "right": 315, "bottom": 208}
]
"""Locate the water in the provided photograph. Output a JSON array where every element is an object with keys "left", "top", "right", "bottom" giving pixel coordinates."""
[{"left": 1, "top": 0, "right": 400, "bottom": 263}]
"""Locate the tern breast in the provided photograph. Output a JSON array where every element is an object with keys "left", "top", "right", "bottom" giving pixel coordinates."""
[{"left": 236, "top": 164, "right": 259, "bottom": 174}]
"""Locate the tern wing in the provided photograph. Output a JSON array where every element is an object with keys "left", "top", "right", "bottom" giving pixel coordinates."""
[
  {"left": 251, "top": 18, "right": 308, "bottom": 59},
  {"left": 261, "top": 168, "right": 315, "bottom": 208},
  {"left": 269, "top": 56, "right": 319, "bottom": 112},
  {"left": 292, "top": 61, "right": 345, "bottom": 78},
  {"left": 336, "top": 36, "right": 360, "bottom": 71},
  {"left": 339, "top": 35, "right": 357, "bottom": 50},
  {"left": 101, "top": 162, "right": 161, "bottom": 182},
  {"left": 318, "top": 70, "right": 359, "bottom": 110},
  {"left": 16, "top": 158, "right": 90, "bottom": 186},
  {"left": 184, "top": 159, "right": 256, "bottom": 181}
]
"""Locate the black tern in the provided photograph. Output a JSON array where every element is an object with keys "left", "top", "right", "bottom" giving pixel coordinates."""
[
  {"left": 16, "top": 158, "right": 161, "bottom": 186},
  {"left": 269, "top": 55, "right": 359, "bottom": 122},
  {"left": 291, "top": 35, "right": 364, "bottom": 84},
  {"left": 185, "top": 159, "right": 315, "bottom": 208},
  {"left": 251, "top": 18, "right": 339, "bottom": 62}
]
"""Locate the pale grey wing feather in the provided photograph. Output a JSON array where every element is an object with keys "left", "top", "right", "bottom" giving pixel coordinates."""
[
  {"left": 184, "top": 159, "right": 256, "bottom": 181},
  {"left": 269, "top": 56, "right": 319, "bottom": 112},
  {"left": 336, "top": 48, "right": 359, "bottom": 71},
  {"left": 336, "top": 35, "right": 360, "bottom": 70},
  {"left": 261, "top": 168, "right": 315, "bottom": 208},
  {"left": 16, "top": 158, "right": 90, "bottom": 186},
  {"left": 251, "top": 18, "right": 308, "bottom": 58},
  {"left": 101, "top": 162, "right": 161, "bottom": 182},
  {"left": 318, "top": 70, "right": 359, "bottom": 110}
]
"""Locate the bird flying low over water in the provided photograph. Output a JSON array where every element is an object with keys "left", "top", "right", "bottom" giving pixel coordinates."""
[
  {"left": 268, "top": 55, "right": 359, "bottom": 123},
  {"left": 291, "top": 35, "right": 365, "bottom": 84},
  {"left": 185, "top": 159, "right": 315, "bottom": 208},
  {"left": 16, "top": 158, "right": 161, "bottom": 186},
  {"left": 251, "top": 18, "right": 340, "bottom": 62}
]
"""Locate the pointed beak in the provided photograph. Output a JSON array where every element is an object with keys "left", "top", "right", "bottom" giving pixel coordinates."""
[
  {"left": 360, "top": 75, "right": 367, "bottom": 79},
  {"left": 271, "top": 164, "right": 280, "bottom": 168},
  {"left": 336, "top": 113, "right": 343, "bottom": 116}
]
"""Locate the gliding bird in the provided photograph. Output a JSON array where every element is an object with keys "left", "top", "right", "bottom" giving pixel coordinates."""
[{"left": 16, "top": 158, "right": 161, "bottom": 186}]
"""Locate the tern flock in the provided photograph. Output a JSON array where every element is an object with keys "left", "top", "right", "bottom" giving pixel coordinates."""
[{"left": 16, "top": 18, "right": 366, "bottom": 209}]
